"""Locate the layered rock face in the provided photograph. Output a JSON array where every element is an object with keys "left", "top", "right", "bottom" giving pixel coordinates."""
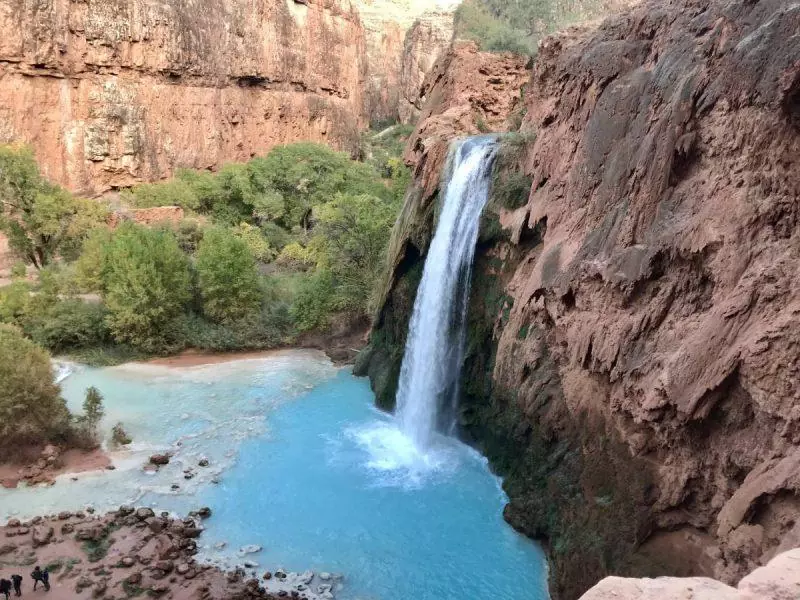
[
  {"left": 398, "top": 11, "right": 455, "bottom": 124},
  {"left": 0, "top": 0, "right": 366, "bottom": 194},
  {"left": 362, "top": 0, "right": 800, "bottom": 598},
  {"left": 354, "top": 0, "right": 456, "bottom": 126}
]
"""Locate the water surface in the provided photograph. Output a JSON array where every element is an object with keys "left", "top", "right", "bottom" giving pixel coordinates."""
[{"left": 1, "top": 352, "right": 548, "bottom": 600}]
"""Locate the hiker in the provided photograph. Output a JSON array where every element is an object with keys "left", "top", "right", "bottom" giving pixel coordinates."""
[
  {"left": 30, "top": 567, "right": 48, "bottom": 592},
  {"left": 10, "top": 575, "right": 21, "bottom": 597},
  {"left": 0, "top": 578, "right": 11, "bottom": 600}
]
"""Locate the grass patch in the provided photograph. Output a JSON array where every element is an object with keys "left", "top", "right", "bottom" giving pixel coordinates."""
[
  {"left": 122, "top": 581, "right": 145, "bottom": 597},
  {"left": 82, "top": 536, "right": 114, "bottom": 563}
]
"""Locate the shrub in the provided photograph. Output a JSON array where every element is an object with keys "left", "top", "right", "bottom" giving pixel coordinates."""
[
  {"left": 27, "top": 299, "right": 110, "bottom": 353},
  {"left": 493, "top": 171, "right": 533, "bottom": 210},
  {"left": 195, "top": 227, "right": 263, "bottom": 324},
  {"left": 122, "top": 178, "right": 199, "bottom": 210},
  {"left": 111, "top": 423, "right": 132, "bottom": 446},
  {"left": 0, "top": 324, "right": 70, "bottom": 450},
  {"left": 231, "top": 222, "right": 276, "bottom": 263},
  {"left": 100, "top": 223, "right": 192, "bottom": 351}
]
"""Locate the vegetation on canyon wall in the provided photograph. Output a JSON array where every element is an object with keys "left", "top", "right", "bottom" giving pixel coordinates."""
[
  {"left": 0, "top": 127, "right": 411, "bottom": 363},
  {"left": 455, "top": 0, "right": 613, "bottom": 55}
]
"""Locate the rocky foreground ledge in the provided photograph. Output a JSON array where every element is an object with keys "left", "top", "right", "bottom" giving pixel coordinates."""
[
  {"left": 581, "top": 549, "right": 800, "bottom": 600},
  {"left": 1, "top": 507, "right": 337, "bottom": 600}
]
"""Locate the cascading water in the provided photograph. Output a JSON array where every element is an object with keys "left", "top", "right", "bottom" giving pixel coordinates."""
[{"left": 395, "top": 136, "right": 498, "bottom": 450}]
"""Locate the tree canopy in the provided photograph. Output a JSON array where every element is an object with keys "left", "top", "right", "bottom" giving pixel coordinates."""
[
  {"left": 0, "top": 145, "right": 108, "bottom": 268},
  {"left": 0, "top": 324, "right": 70, "bottom": 449}
]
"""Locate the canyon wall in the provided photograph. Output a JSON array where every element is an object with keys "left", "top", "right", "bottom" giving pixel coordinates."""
[
  {"left": 355, "top": 0, "right": 456, "bottom": 126},
  {"left": 0, "top": 0, "right": 367, "bottom": 195},
  {"left": 360, "top": 0, "right": 800, "bottom": 598}
]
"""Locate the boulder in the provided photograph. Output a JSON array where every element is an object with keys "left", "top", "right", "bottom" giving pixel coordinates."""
[
  {"left": 31, "top": 525, "right": 54, "bottom": 547},
  {"left": 149, "top": 454, "right": 170, "bottom": 466},
  {"left": 135, "top": 507, "right": 155, "bottom": 520}
]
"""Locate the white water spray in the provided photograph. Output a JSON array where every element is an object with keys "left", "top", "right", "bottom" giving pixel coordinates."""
[{"left": 395, "top": 136, "right": 498, "bottom": 450}]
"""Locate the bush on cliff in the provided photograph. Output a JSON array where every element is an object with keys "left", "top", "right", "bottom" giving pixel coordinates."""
[
  {"left": 0, "top": 145, "right": 108, "bottom": 268},
  {"left": 0, "top": 324, "right": 71, "bottom": 450}
]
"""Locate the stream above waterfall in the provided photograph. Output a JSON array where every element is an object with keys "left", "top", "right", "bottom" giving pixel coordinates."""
[{"left": 0, "top": 352, "right": 548, "bottom": 600}]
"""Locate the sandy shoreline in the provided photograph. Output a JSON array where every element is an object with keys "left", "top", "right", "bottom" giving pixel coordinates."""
[
  {"left": 0, "top": 447, "right": 111, "bottom": 489},
  {"left": 142, "top": 348, "right": 297, "bottom": 368}
]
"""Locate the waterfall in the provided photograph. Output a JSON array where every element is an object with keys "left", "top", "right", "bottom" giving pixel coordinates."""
[{"left": 395, "top": 136, "right": 498, "bottom": 450}]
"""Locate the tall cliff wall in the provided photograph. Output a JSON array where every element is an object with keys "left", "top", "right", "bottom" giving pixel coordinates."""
[
  {"left": 360, "top": 0, "right": 800, "bottom": 598},
  {"left": 355, "top": 0, "right": 456, "bottom": 126},
  {"left": 0, "top": 0, "right": 367, "bottom": 195}
]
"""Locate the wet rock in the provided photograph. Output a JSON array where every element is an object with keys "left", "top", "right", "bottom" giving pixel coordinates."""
[
  {"left": 58, "top": 511, "right": 73, "bottom": 520},
  {"left": 298, "top": 571, "right": 313, "bottom": 584},
  {"left": 146, "top": 517, "right": 166, "bottom": 534},
  {"left": 263, "top": 572, "right": 272, "bottom": 580},
  {"left": 118, "top": 505, "right": 135, "bottom": 517},
  {"left": 6, "top": 519, "right": 20, "bottom": 528},
  {"left": 149, "top": 454, "right": 170, "bottom": 466},
  {"left": 244, "top": 561, "right": 259, "bottom": 569},
  {"left": 198, "top": 458, "right": 210, "bottom": 467},
  {"left": 197, "top": 507, "right": 212, "bottom": 519},
  {"left": 182, "top": 527, "right": 202, "bottom": 539},
  {"left": 170, "top": 484, "right": 180, "bottom": 491},
  {"left": 32, "top": 525, "right": 54, "bottom": 547},
  {"left": 239, "top": 544, "right": 262, "bottom": 555},
  {"left": 135, "top": 507, "right": 155, "bottom": 520}
]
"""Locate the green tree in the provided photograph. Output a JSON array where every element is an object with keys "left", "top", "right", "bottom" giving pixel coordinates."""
[
  {"left": 82, "top": 386, "right": 105, "bottom": 428},
  {"left": 313, "top": 193, "right": 399, "bottom": 316},
  {"left": 195, "top": 227, "right": 262, "bottom": 323},
  {"left": 249, "top": 143, "right": 388, "bottom": 230},
  {"left": 0, "top": 145, "right": 108, "bottom": 268},
  {"left": 101, "top": 223, "right": 191, "bottom": 350},
  {"left": 0, "top": 324, "right": 70, "bottom": 449}
]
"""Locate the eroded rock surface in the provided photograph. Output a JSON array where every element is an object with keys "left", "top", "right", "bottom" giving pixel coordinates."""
[
  {"left": 580, "top": 549, "right": 800, "bottom": 600},
  {"left": 364, "top": 0, "right": 800, "bottom": 598},
  {"left": 0, "top": 0, "right": 367, "bottom": 194}
]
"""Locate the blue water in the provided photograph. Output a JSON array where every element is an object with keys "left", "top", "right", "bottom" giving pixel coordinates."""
[{"left": 1, "top": 352, "right": 548, "bottom": 600}]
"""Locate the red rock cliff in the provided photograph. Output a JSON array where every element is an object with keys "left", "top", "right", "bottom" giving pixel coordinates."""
[
  {"left": 361, "top": 0, "right": 800, "bottom": 598},
  {"left": 0, "top": 0, "right": 367, "bottom": 194}
]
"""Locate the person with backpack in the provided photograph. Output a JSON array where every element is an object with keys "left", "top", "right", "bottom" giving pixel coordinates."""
[
  {"left": 10, "top": 575, "right": 21, "bottom": 597},
  {"left": 30, "top": 567, "right": 49, "bottom": 592}
]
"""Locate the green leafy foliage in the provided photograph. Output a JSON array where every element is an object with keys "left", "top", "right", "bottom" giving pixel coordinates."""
[
  {"left": 195, "top": 227, "right": 262, "bottom": 324},
  {"left": 0, "top": 324, "right": 70, "bottom": 450},
  {"left": 27, "top": 299, "right": 110, "bottom": 353},
  {"left": 455, "top": 0, "right": 610, "bottom": 55},
  {"left": 0, "top": 145, "right": 108, "bottom": 268},
  {"left": 100, "top": 223, "right": 191, "bottom": 351}
]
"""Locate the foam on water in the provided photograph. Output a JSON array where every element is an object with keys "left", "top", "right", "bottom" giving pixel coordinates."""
[{"left": 1, "top": 353, "right": 548, "bottom": 600}]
